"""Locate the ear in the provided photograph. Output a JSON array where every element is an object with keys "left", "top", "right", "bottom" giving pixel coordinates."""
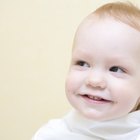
[
  {"left": 136, "top": 97, "right": 140, "bottom": 110},
  {"left": 135, "top": 97, "right": 140, "bottom": 110},
  {"left": 136, "top": 103, "right": 140, "bottom": 110},
  {"left": 131, "top": 97, "right": 140, "bottom": 112}
]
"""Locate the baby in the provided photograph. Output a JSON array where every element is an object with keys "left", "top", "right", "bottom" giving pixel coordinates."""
[{"left": 32, "top": 2, "right": 140, "bottom": 140}]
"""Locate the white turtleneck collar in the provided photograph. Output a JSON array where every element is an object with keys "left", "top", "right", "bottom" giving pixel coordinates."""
[{"left": 64, "top": 109, "right": 140, "bottom": 140}]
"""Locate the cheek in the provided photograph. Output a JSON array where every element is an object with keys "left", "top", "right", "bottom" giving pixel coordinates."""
[
  {"left": 112, "top": 82, "right": 140, "bottom": 109},
  {"left": 65, "top": 73, "right": 78, "bottom": 93},
  {"left": 65, "top": 73, "right": 79, "bottom": 104},
  {"left": 65, "top": 78, "right": 74, "bottom": 94},
  {"left": 65, "top": 71, "right": 85, "bottom": 93},
  {"left": 109, "top": 77, "right": 138, "bottom": 99}
]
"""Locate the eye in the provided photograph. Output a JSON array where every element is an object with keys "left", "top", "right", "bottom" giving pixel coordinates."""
[
  {"left": 76, "top": 60, "right": 90, "bottom": 67},
  {"left": 109, "top": 66, "right": 125, "bottom": 73}
]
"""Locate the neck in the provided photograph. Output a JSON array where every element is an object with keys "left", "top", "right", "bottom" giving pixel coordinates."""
[{"left": 64, "top": 109, "right": 140, "bottom": 140}]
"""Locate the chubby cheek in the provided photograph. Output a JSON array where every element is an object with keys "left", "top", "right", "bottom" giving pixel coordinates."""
[
  {"left": 65, "top": 70, "right": 85, "bottom": 95},
  {"left": 112, "top": 82, "right": 140, "bottom": 112},
  {"left": 65, "top": 73, "right": 78, "bottom": 94},
  {"left": 65, "top": 73, "right": 77, "bottom": 105}
]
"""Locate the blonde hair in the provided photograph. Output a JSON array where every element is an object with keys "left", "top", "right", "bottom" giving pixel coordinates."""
[
  {"left": 93, "top": 2, "right": 140, "bottom": 32},
  {"left": 94, "top": 2, "right": 140, "bottom": 110}
]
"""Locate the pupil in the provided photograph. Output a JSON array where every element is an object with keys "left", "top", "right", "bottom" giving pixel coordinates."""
[
  {"left": 79, "top": 61, "right": 85, "bottom": 66},
  {"left": 110, "top": 66, "right": 118, "bottom": 72}
]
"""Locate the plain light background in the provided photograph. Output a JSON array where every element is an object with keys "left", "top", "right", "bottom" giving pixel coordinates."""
[{"left": 0, "top": 0, "right": 140, "bottom": 140}]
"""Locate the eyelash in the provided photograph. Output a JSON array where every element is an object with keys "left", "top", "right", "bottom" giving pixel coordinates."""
[
  {"left": 74, "top": 60, "right": 127, "bottom": 74},
  {"left": 109, "top": 66, "right": 126, "bottom": 73},
  {"left": 75, "top": 60, "right": 90, "bottom": 67}
]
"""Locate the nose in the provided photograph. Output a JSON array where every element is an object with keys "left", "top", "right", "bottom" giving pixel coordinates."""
[{"left": 86, "top": 69, "right": 106, "bottom": 89}]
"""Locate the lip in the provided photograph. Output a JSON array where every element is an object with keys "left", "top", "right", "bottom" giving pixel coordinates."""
[{"left": 79, "top": 94, "right": 113, "bottom": 105}]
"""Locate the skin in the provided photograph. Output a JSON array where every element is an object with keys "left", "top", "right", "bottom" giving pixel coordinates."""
[{"left": 65, "top": 16, "right": 140, "bottom": 121}]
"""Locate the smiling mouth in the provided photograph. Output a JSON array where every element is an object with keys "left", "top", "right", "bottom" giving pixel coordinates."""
[{"left": 81, "top": 94, "right": 112, "bottom": 103}]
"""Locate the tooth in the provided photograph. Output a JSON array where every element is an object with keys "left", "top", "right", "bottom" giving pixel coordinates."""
[
  {"left": 94, "top": 97, "right": 102, "bottom": 100},
  {"left": 88, "top": 95, "right": 94, "bottom": 99},
  {"left": 87, "top": 95, "right": 102, "bottom": 100}
]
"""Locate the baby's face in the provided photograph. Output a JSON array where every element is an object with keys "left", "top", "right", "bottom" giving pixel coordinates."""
[{"left": 65, "top": 17, "right": 140, "bottom": 121}]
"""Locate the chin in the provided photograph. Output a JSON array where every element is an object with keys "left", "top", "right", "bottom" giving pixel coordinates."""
[{"left": 79, "top": 110, "right": 118, "bottom": 121}]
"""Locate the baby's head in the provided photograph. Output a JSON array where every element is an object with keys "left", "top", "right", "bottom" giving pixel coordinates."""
[
  {"left": 93, "top": 1, "right": 140, "bottom": 31},
  {"left": 65, "top": 2, "right": 140, "bottom": 121}
]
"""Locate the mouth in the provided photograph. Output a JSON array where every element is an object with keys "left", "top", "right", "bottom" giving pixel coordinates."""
[{"left": 81, "top": 94, "right": 112, "bottom": 104}]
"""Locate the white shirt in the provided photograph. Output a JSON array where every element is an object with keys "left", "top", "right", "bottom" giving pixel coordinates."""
[{"left": 32, "top": 110, "right": 140, "bottom": 140}]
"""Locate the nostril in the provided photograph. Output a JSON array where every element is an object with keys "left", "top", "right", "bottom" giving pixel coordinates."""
[
  {"left": 86, "top": 69, "right": 106, "bottom": 89},
  {"left": 86, "top": 78, "right": 106, "bottom": 89}
]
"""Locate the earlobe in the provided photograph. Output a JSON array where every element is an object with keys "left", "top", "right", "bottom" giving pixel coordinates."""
[
  {"left": 136, "top": 103, "right": 140, "bottom": 110},
  {"left": 137, "top": 97, "right": 140, "bottom": 110},
  {"left": 135, "top": 97, "right": 140, "bottom": 111},
  {"left": 130, "top": 98, "right": 140, "bottom": 112}
]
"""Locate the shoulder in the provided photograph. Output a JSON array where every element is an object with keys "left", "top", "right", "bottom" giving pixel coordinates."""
[
  {"left": 136, "top": 134, "right": 140, "bottom": 140},
  {"left": 32, "top": 118, "right": 68, "bottom": 140}
]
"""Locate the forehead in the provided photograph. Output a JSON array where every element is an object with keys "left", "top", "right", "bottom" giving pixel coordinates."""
[
  {"left": 74, "top": 17, "right": 140, "bottom": 56},
  {"left": 75, "top": 16, "right": 140, "bottom": 41}
]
